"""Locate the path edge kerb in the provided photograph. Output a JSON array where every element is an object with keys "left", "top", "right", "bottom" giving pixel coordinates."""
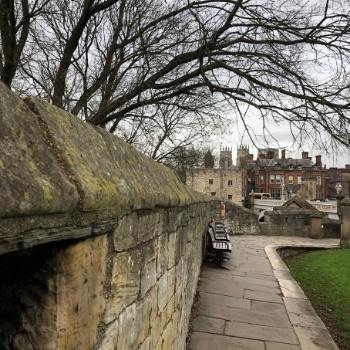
[{"left": 265, "top": 243, "right": 340, "bottom": 350}]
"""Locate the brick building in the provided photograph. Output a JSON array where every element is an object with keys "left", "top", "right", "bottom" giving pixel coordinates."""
[
  {"left": 186, "top": 148, "right": 242, "bottom": 205},
  {"left": 186, "top": 145, "right": 350, "bottom": 204},
  {"left": 238, "top": 147, "right": 327, "bottom": 200},
  {"left": 325, "top": 166, "right": 350, "bottom": 199}
]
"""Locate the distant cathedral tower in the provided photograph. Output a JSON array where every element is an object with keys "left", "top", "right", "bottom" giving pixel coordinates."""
[
  {"left": 236, "top": 145, "right": 249, "bottom": 167},
  {"left": 204, "top": 150, "right": 214, "bottom": 168},
  {"left": 219, "top": 147, "right": 233, "bottom": 169}
]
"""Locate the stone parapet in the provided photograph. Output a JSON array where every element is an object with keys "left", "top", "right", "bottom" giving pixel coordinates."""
[
  {"left": 0, "top": 82, "right": 211, "bottom": 349},
  {"left": 0, "top": 83, "right": 207, "bottom": 254}
]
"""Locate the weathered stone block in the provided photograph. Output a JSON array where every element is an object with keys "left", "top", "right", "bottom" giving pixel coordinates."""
[
  {"left": 167, "top": 266, "right": 176, "bottom": 302},
  {"left": 167, "top": 232, "right": 177, "bottom": 269},
  {"left": 97, "top": 320, "right": 118, "bottom": 350},
  {"left": 179, "top": 208, "right": 190, "bottom": 228},
  {"left": 161, "top": 319, "right": 175, "bottom": 350},
  {"left": 158, "top": 273, "right": 168, "bottom": 312},
  {"left": 0, "top": 82, "right": 79, "bottom": 219},
  {"left": 104, "top": 249, "right": 141, "bottom": 323},
  {"left": 150, "top": 285, "right": 159, "bottom": 322},
  {"left": 165, "top": 209, "right": 181, "bottom": 232},
  {"left": 165, "top": 296, "right": 176, "bottom": 325},
  {"left": 139, "top": 336, "right": 150, "bottom": 350},
  {"left": 150, "top": 315, "right": 162, "bottom": 350},
  {"left": 156, "top": 234, "right": 168, "bottom": 278},
  {"left": 114, "top": 212, "right": 162, "bottom": 252},
  {"left": 175, "top": 257, "right": 184, "bottom": 305},
  {"left": 135, "top": 295, "right": 151, "bottom": 347},
  {"left": 54, "top": 236, "right": 107, "bottom": 350},
  {"left": 113, "top": 214, "right": 137, "bottom": 251},
  {"left": 116, "top": 304, "right": 137, "bottom": 349},
  {"left": 140, "top": 258, "right": 157, "bottom": 297},
  {"left": 175, "top": 227, "right": 187, "bottom": 264},
  {"left": 142, "top": 240, "right": 157, "bottom": 263},
  {"left": 138, "top": 211, "right": 163, "bottom": 243}
]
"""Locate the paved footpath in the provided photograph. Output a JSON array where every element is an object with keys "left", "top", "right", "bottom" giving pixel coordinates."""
[{"left": 188, "top": 236, "right": 340, "bottom": 350}]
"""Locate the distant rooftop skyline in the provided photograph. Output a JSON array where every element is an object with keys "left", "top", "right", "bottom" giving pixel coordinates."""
[{"left": 202, "top": 137, "right": 350, "bottom": 169}]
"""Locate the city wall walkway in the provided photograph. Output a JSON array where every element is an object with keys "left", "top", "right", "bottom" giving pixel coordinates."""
[{"left": 188, "top": 236, "right": 340, "bottom": 350}]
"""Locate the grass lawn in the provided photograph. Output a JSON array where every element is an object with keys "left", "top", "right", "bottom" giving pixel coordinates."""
[{"left": 286, "top": 249, "right": 350, "bottom": 350}]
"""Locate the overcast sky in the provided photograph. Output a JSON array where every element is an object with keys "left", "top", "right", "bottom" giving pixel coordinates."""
[{"left": 202, "top": 110, "right": 350, "bottom": 168}]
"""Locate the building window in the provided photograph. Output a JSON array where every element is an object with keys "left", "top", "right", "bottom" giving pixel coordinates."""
[
  {"left": 316, "top": 189, "right": 321, "bottom": 199},
  {"left": 211, "top": 192, "right": 216, "bottom": 196},
  {"left": 228, "top": 180, "right": 233, "bottom": 186},
  {"left": 260, "top": 175, "right": 264, "bottom": 183},
  {"left": 209, "top": 179, "right": 213, "bottom": 184},
  {"left": 270, "top": 175, "right": 282, "bottom": 184},
  {"left": 271, "top": 188, "right": 281, "bottom": 199},
  {"left": 228, "top": 194, "right": 232, "bottom": 200},
  {"left": 297, "top": 176, "right": 302, "bottom": 184},
  {"left": 256, "top": 176, "right": 259, "bottom": 185},
  {"left": 288, "top": 175, "right": 294, "bottom": 185},
  {"left": 317, "top": 175, "right": 322, "bottom": 185}
]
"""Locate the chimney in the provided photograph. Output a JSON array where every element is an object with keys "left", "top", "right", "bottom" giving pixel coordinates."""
[
  {"left": 346, "top": 164, "right": 350, "bottom": 170},
  {"left": 267, "top": 150, "right": 275, "bottom": 159},
  {"left": 281, "top": 149, "right": 286, "bottom": 159},
  {"left": 315, "top": 155, "right": 322, "bottom": 167},
  {"left": 302, "top": 151, "right": 309, "bottom": 159}
]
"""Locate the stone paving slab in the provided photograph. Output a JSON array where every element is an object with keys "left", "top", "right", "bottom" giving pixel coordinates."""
[
  {"left": 278, "top": 279, "right": 307, "bottom": 299},
  {"left": 192, "top": 315, "right": 225, "bottom": 334},
  {"left": 200, "top": 271, "right": 281, "bottom": 290},
  {"left": 244, "top": 272, "right": 277, "bottom": 281},
  {"left": 198, "top": 278, "right": 244, "bottom": 298},
  {"left": 198, "top": 303, "right": 291, "bottom": 328},
  {"left": 294, "top": 326, "right": 339, "bottom": 350},
  {"left": 244, "top": 289, "right": 284, "bottom": 304},
  {"left": 224, "top": 321, "right": 299, "bottom": 344},
  {"left": 283, "top": 297, "right": 317, "bottom": 315},
  {"left": 199, "top": 291, "right": 251, "bottom": 310},
  {"left": 251, "top": 300, "right": 287, "bottom": 315},
  {"left": 190, "top": 332, "right": 265, "bottom": 350},
  {"left": 234, "top": 275, "right": 280, "bottom": 288},
  {"left": 188, "top": 236, "right": 340, "bottom": 350},
  {"left": 265, "top": 342, "right": 301, "bottom": 350}
]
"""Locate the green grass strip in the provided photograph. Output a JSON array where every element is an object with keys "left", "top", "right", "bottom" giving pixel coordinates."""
[{"left": 287, "top": 249, "right": 350, "bottom": 349}]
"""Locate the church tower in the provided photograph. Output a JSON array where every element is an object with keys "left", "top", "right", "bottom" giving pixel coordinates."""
[
  {"left": 219, "top": 146, "right": 233, "bottom": 169},
  {"left": 236, "top": 145, "right": 249, "bottom": 167},
  {"left": 204, "top": 150, "right": 214, "bottom": 168}
]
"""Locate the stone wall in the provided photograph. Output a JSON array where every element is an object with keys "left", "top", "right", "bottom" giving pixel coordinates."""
[
  {"left": 260, "top": 210, "right": 313, "bottom": 237},
  {"left": 210, "top": 201, "right": 260, "bottom": 235},
  {"left": 186, "top": 168, "right": 242, "bottom": 205},
  {"left": 0, "top": 82, "right": 210, "bottom": 350},
  {"left": 260, "top": 209, "right": 340, "bottom": 238},
  {"left": 0, "top": 205, "right": 209, "bottom": 350}
]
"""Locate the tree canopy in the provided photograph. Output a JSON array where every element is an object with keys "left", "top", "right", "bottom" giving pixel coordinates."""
[{"left": 1, "top": 0, "right": 349, "bottom": 157}]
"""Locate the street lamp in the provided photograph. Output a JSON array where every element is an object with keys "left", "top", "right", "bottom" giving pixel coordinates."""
[
  {"left": 335, "top": 182, "right": 343, "bottom": 195},
  {"left": 335, "top": 182, "right": 344, "bottom": 218}
]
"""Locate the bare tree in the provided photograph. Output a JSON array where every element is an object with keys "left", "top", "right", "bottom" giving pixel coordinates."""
[
  {"left": 0, "top": 0, "right": 49, "bottom": 87},
  {"left": 163, "top": 145, "right": 206, "bottom": 183},
  {"left": 1, "top": 0, "right": 350, "bottom": 148},
  {"left": 118, "top": 92, "right": 225, "bottom": 162}
]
